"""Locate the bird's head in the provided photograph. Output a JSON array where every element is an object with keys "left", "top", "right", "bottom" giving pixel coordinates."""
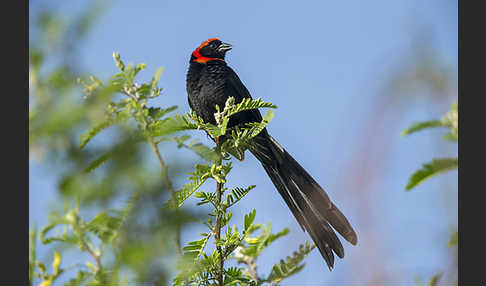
[{"left": 190, "top": 38, "right": 232, "bottom": 64}]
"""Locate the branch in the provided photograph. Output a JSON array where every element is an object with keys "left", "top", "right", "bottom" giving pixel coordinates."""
[
  {"left": 215, "top": 137, "right": 225, "bottom": 286},
  {"left": 80, "top": 238, "right": 102, "bottom": 273},
  {"left": 147, "top": 136, "right": 183, "bottom": 255},
  {"left": 122, "top": 84, "right": 183, "bottom": 256}
]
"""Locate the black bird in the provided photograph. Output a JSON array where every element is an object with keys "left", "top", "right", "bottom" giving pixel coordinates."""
[{"left": 186, "top": 38, "right": 357, "bottom": 269}]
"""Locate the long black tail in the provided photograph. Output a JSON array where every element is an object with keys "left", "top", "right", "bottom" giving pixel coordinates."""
[{"left": 249, "top": 133, "right": 358, "bottom": 270}]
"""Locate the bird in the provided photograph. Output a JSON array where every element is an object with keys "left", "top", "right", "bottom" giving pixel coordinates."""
[{"left": 186, "top": 38, "right": 357, "bottom": 270}]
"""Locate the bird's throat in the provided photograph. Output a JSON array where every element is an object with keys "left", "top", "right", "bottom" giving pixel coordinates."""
[{"left": 192, "top": 49, "right": 225, "bottom": 64}]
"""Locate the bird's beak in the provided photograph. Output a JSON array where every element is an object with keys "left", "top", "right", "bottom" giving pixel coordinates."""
[{"left": 217, "top": 42, "right": 232, "bottom": 52}]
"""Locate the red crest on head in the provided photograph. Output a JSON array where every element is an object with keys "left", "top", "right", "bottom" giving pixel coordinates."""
[
  {"left": 192, "top": 38, "right": 225, "bottom": 64},
  {"left": 198, "top": 38, "right": 219, "bottom": 49}
]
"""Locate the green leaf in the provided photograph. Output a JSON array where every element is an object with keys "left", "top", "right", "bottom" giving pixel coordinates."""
[
  {"left": 79, "top": 108, "right": 129, "bottom": 149},
  {"left": 241, "top": 223, "right": 289, "bottom": 257},
  {"left": 267, "top": 241, "right": 315, "bottom": 283},
  {"left": 83, "top": 151, "right": 114, "bottom": 173},
  {"left": 187, "top": 142, "right": 219, "bottom": 162},
  {"left": 86, "top": 212, "right": 123, "bottom": 244},
  {"left": 87, "top": 193, "right": 136, "bottom": 244},
  {"left": 441, "top": 102, "right": 458, "bottom": 128},
  {"left": 265, "top": 227, "right": 290, "bottom": 246},
  {"left": 79, "top": 99, "right": 136, "bottom": 150},
  {"left": 167, "top": 164, "right": 212, "bottom": 208},
  {"left": 173, "top": 249, "right": 214, "bottom": 285},
  {"left": 448, "top": 231, "right": 458, "bottom": 248},
  {"left": 442, "top": 133, "right": 458, "bottom": 142},
  {"left": 406, "top": 158, "right": 458, "bottom": 191},
  {"left": 223, "top": 97, "right": 277, "bottom": 119},
  {"left": 35, "top": 251, "right": 64, "bottom": 286},
  {"left": 52, "top": 251, "right": 62, "bottom": 276},
  {"left": 79, "top": 120, "right": 113, "bottom": 149},
  {"left": 38, "top": 278, "right": 53, "bottom": 286},
  {"left": 244, "top": 209, "right": 256, "bottom": 232},
  {"left": 194, "top": 191, "right": 217, "bottom": 206},
  {"left": 441, "top": 102, "right": 458, "bottom": 142},
  {"left": 35, "top": 261, "right": 46, "bottom": 274},
  {"left": 225, "top": 185, "right": 256, "bottom": 209},
  {"left": 113, "top": 52, "right": 125, "bottom": 71},
  {"left": 64, "top": 270, "right": 92, "bottom": 286},
  {"left": 39, "top": 210, "right": 77, "bottom": 245},
  {"left": 401, "top": 120, "right": 443, "bottom": 136},
  {"left": 78, "top": 75, "right": 103, "bottom": 96},
  {"left": 151, "top": 67, "right": 164, "bottom": 90},
  {"left": 427, "top": 272, "right": 442, "bottom": 286},
  {"left": 122, "top": 62, "right": 138, "bottom": 86},
  {"left": 246, "top": 109, "right": 274, "bottom": 139},
  {"left": 402, "top": 102, "right": 458, "bottom": 142},
  {"left": 148, "top": 105, "right": 177, "bottom": 120},
  {"left": 218, "top": 108, "right": 275, "bottom": 161},
  {"left": 203, "top": 97, "right": 277, "bottom": 140},
  {"left": 182, "top": 233, "right": 211, "bottom": 260},
  {"left": 224, "top": 266, "right": 257, "bottom": 286},
  {"left": 171, "top": 135, "right": 192, "bottom": 147},
  {"left": 29, "top": 47, "right": 44, "bottom": 69},
  {"left": 170, "top": 136, "right": 219, "bottom": 162},
  {"left": 151, "top": 114, "right": 198, "bottom": 137},
  {"left": 83, "top": 137, "right": 144, "bottom": 173},
  {"left": 222, "top": 211, "right": 233, "bottom": 228},
  {"left": 29, "top": 226, "right": 37, "bottom": 286}
]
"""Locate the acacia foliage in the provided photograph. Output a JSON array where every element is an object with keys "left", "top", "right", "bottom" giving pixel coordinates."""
[
  {"left": 402, "top": 101, "right": 458, "bottom": 286},
  {"left": 30, "top": 46, "right": 315, "bottom": 285}
]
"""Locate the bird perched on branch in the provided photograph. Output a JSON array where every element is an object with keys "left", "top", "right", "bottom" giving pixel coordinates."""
[{"left": 186, "top": 38, "right": 357, "bottom": 270}]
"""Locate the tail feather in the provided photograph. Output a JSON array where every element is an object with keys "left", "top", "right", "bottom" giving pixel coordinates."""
[
  {"left": 250, "top": 134, "right": 357, "bottom": 269},
  {"left": 261, "top": 162, "right": 341, "bottom": 268}
]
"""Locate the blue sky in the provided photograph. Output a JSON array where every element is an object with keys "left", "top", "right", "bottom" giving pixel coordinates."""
[{"left": 30, "top": 0, "right": 457, "bottom": 285}]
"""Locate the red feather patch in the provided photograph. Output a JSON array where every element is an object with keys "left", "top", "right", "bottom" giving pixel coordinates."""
[{"left": 192, "top": 38, "right": 225, "bottom": 64}]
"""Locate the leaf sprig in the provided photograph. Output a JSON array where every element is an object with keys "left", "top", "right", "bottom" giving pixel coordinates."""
[
  {"left": 403, "top": 100, "right": 458, "bottom": 280},
  {"left": 32, "top": 52, "right": 313, "bottom": 286},
  {"left": 170, "top": 97, "right": 314, "bottom": 285},
  {"left": 403, "top": 102, "right": 458, "bottom": 190}
]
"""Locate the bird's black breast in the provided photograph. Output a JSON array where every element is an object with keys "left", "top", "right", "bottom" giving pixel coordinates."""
[{"left": 186, "top": 62, "right": 264, "bottom": 129}]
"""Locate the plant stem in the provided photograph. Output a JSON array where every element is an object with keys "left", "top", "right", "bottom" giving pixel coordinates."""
[
  {"left": 215, "top": 137, "right": 225, "bottom": 286},
  {"left": 129, "top": 93, "right": 186, "bottom": 283},
  {"left": 147, "top": 137, "right": 183, "bottom": 256},
  {"left": 81, "top": 239, "right": 102, "bottom": 273},
  {"left": 130, "top": 93, "right": 182, "bottom": 255},
  {"left": 243, "top": 256, "right": 259, "bottom": 282},
  {"left": 216, "top": 180, "right": 224, "bottom": 285},
  {"left": 73, "top": 209, "right": 102, "bottom": 273}
]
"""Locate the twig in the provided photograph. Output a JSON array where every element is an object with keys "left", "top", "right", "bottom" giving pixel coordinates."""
[
  {"left": 203, "top": 221, "right": 216, "bottom": 233},
  {"left": 147, "top": 136, "right": 183, "bottom": 256},
  {"left": 125, "top": 87, "right": 183, "bottom": 256},
  {"left": 71, "top": 206, "right": 102, "bottom": 274},
  {"left": 124, "top": 84, "right": 187, "bottom": 283},
  {"left": 214, "top": 137, "right": 225, "bottom": 286},
  {"left": 80, "top": 238, "right": 101, "bottom": 273},
  {"left": 235, "top": 254, "right": 261, "bottom": 284}
]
